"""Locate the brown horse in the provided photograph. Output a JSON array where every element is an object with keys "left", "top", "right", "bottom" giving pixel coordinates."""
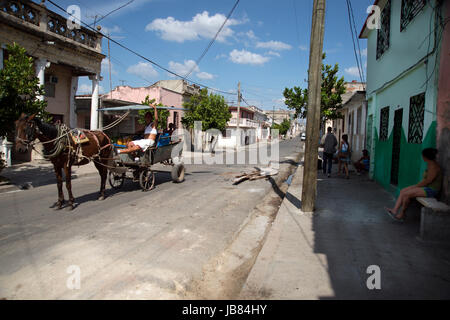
[{"left": 15, "top": 113, "right": 114, "bottom": 210}]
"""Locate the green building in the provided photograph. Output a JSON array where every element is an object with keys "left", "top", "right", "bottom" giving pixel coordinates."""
[{"left": 360, "top": 0, "right": 448, "bottom": 196}]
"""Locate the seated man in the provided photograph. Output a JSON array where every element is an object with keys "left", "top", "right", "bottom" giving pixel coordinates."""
[
  {"left": 354, "top": 149, "right": 370, "bottom": 175},
  {"left": 118, "top": 104, "right": 158, "bottom": 154}
]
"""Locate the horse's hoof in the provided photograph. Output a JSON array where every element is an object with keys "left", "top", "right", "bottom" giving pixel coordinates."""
[
  {"left": 98, "top": 196, "right": 105, "bottom": 201},
  {"left": 65, "top": 205, "right": 74, "bottom": 211}
]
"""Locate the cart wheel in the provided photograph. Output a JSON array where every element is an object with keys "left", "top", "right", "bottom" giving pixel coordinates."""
[
  {"left": 171, "top": 163, "right": 185, "bottom": 183},
  {"left": 139, "top": 169, "right": 155, "bottom": 191},
  {"left": 109, "top": 171, "right": 125, "bottom": 189}
]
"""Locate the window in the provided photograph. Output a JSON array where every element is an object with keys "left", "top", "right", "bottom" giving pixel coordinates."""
[
  {"left": 379, "top": 107, "right": 390, "bottom": 141},
  {"left": 408, "top": 93, "right": 425, "bottom": 144},
  {"left": 401, "top": 0, "right": 426, "bottom": 31},
  {"left": 376, "top": 0, "right": 391, "bottom": 60},
  {"left": 44, "top": 74, "right": 56, "bottom": 97}
]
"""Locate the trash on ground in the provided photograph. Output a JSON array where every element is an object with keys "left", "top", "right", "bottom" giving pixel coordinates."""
[{"left": 233, "top": 167, "right": 279, "bottom": 185}]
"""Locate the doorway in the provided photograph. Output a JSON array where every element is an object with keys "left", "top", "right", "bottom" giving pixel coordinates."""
[{"left": 391, "top": 109, "right": 403, "bottom": 185}]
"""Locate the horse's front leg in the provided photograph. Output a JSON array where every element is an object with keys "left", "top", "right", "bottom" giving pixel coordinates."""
[
  {"left": 64, "top": 163, "right": 75, "bottom": 210},
  {"left": 53, "top": 164, "right": 65, "bottom": 210}
]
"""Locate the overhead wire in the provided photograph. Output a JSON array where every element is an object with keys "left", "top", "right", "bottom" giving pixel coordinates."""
[
  {"left": 345, "top": 0, "right": 365, "bottom": 87},
  {"left": 46, "top": 0, "right": 236, "bottom": 96}
]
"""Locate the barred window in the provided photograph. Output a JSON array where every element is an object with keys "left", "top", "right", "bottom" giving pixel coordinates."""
[
  {"left": 401, "top": 0, "right": 426, "bottom": 32},
  {"left": 380, "top": 107, "right": 389, "bottom": 141},
  {"left": 408, "top": 93, "right": 425, "bottom": 144},
  {"left": 376, "top": 0, "right": 391, "bottom": 60}
]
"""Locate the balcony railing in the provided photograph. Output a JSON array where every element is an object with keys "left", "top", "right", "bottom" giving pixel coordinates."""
[
  {"left": 1, "top": 0, "right": 101, "bottom": 52},
  {"left": 228, "top": 118, "right": 259, "bottom": 128}
]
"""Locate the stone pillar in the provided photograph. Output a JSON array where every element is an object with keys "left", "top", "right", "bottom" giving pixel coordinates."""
[
  {"left": 33, "top": 58, "right": 50, "bottom": 161},
  {"left": 70, "top": 76, "right": 78, "bottom": 128},
  {"left": 89, "top": 73, "right": 100, "bottom": 130},
  {"left": 35, "top": 58, "right": 50, "bottom": 101}
]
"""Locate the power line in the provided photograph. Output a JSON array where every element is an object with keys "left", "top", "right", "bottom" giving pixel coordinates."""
[
  {"left": 348, "top": 0, "right": 366, "bottom": 84},
  {"left": 91, "top": 0, "right": 135, "bottom": 26},
  {"left": 46, "top": 0, "right": 236, "bottom": 96},
  {"left": 345, "top": 0, "right": 365, "bottom": 86}
]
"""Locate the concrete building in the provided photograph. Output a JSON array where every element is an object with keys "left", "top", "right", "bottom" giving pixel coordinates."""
[
  {"left": 95, "top": 80, "right": 200, "bottom": 130},
  {"left": 0, "top": 0, "right": 104, "bottom": 162},
  {"left": 217, "top": 106, "right": 271, "bottom": 148},
  {"left": 332, "top": 82, "right": 367, "bottom": 161},
  {"left": 360, "top": 0, "right": 448, "bottom": 198}
]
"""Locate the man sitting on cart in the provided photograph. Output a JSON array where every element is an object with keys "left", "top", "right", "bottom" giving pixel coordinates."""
[{"left": 118, "top": 104, "right": 158, "bottom": 154}]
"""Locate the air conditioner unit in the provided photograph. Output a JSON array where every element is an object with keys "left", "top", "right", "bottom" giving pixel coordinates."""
[{"left": 49, "top": 76, "right": 58, "bottom": 84}]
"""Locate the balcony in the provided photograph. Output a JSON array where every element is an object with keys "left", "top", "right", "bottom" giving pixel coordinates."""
[
  {"left": 0, "top": 0, "right": 102, "bottom": 53},
  {"left": 228, "top": 118, "right": 259, "bottom": 128}
]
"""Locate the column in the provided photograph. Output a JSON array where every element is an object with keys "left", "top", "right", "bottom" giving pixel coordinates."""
[
  {"left": 69, "top": 76, "right": 78, "bottom": 128},
  {"left": 89, "top": 73, "right": 100, "bottom": 130},
  {"left": 35, "top": 58, "right": 50, "bottom": 101}
]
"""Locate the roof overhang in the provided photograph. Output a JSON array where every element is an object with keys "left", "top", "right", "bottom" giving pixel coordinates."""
[{"left": 359, "top": 0, "right": 388, "bottom": 39}]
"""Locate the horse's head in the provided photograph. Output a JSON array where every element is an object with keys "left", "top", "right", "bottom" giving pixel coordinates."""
[{"left": 15, "top": 113, "right": 37, "bottom": 153}]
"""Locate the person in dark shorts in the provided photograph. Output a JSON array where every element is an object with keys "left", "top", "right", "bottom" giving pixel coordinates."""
[
  {"left": 320, "top": 127, "right": 338, "bottom": 178},
  {"left": 385, "top": 148, "right": 443, "bottom": 222}
]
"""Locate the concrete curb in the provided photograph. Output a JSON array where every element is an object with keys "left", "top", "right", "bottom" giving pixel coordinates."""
[{"left": 184, "top": 147, "right": 304, "bottom": 299}]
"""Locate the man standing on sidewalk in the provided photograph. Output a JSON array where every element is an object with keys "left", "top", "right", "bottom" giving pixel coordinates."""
[{"left": 321, "top": 127, "right": 337, "bottom": 178}]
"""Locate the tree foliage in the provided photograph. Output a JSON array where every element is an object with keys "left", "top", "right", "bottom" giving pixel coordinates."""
[
  {"left": 137, "top": 96, "right": 170, "bottom": 130},
  {"left": 181, "top": 88, "right": 231, "bottom": 131},
  {"left": 272, "top": 118, "right": 291, "bottom": 136},
  {"left": 283, "top": 53, "right": 346, "bottom": 122},
  {"left": 0, "top": 43, "right": 48, "bottom": 137}
]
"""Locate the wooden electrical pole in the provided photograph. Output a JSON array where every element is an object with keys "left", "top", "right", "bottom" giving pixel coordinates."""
[
  {"left": 302, "top": 0, "right": 326, "bottom": 213},
  {"left": 236, "top": 81, "right": 241, "bottom": 148}
]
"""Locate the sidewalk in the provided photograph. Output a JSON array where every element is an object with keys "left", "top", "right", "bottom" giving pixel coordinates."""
[
  {"left": 240, "top": 161, "right": 450, "bottom": 299},
  {"left": 0, "top": 161, "right": 99, "bottom": 193}
]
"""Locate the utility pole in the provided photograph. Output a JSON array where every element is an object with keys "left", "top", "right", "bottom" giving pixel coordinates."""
[
  {"left": 107, "top": 32, "right": 113, "bottom": 99},
  {"left": 302, "top": 0, "right": 326, "bottom": 213},
  {"left": 236, "top": 81, "right": 241, "bottom": 148}
]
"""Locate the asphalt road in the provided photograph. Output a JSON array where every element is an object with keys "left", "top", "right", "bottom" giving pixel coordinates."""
[{"left": 0, "top": 138, "right": 302, "bottom": 299}]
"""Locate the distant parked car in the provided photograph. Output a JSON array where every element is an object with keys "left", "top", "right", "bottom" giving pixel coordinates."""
[{"left": 301, "top": 133, "right": 306, "bottom": 141}]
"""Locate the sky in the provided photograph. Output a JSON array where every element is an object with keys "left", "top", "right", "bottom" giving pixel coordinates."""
[{"left": 44, "top": 0, "right": 374, "bottom": 111}]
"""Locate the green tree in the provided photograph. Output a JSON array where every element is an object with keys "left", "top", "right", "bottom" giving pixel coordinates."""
[
  {"left": 181, "top": 88, "right": 231, "bottom": 131},
  {"left": 137, "top": 96, "right": 170, "bottom": 130},
  {"left": 283, "top": 53, "right": 346, "bottom": 123},
  {"left": 0, "top": 43, "right": 48, "bottom": 137},
  {"left": 272, "top": 118, "right": 291, "bottom": 136}
]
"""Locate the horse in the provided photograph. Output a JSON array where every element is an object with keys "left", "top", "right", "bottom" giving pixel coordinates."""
[{"left": 15, "top": 113, "right": 114, "bottom": 210}]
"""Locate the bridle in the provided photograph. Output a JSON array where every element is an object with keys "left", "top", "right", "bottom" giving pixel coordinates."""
[{"left": 16, "top": 118, "right": 38, "bottom": 149}]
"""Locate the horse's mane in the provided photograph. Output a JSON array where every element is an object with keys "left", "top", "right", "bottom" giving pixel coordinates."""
[{"left": 34, "top": 118, "right": 58, "bottom": 139}]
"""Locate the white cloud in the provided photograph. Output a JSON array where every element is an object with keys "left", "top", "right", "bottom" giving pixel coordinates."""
[
  {"left": 299, "top": 45, "right": 308, "bottom": 51},
  {"left": 229, "top": 49, "right": 270, "bottom": 65},
  {"left": 101, "top": 59, "right": 118, "bottom": 76},
  {"left": 237, "top": 30, "right": 257, "bottom": 40},
  {"left": 361, "top": 48, "right": 367, "bottom": 57},
  {"left": 146, "top": 11, "right": 243, "bottom": 43},
  {"left": 215, "top": 53, "right": 228, "bottom": 60},
  {"left": 168, "top": 60, "right": 199, "bottom": 77},
  {"left": 256, "top": 40, "right": 292, "bottom": 51},
  {"left": 82, "top": 0, "right": 154, "bottom": 23},
  {"left": 266, "top": 51, "right": 281, "bottom": 57},
  {"left": 345, "top": 66, "right": 361, "bottom": 77},
  {"left": 77, "top": 83, "right": 105, "bottom": 95},
  {"left": 196, "top": 72, "right": 215, "bottom": 80},
  {"left": 127, "top": 62, "right": 159, "bottom": 78}
]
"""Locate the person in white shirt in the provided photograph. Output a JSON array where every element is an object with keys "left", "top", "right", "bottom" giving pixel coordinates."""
[{"left": 118, "top": 104, "right": 158, "bottom": 154}]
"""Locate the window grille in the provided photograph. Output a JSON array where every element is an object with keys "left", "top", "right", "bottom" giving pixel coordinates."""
[
  {"left": 380, "top": 107, "right": 390, "bottom": 141},
  {"left": 408, "top": 93, "right": 425, "bottom": 144},
  {"left": 401, "top": 0, "right": 426, "bottom": 32},
  {"left": 376, "top": 0, "right": 391, "bottom": 60}
]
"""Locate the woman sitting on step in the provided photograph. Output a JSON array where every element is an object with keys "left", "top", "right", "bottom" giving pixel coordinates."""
[{"left": 385, "top": 148, "right": 443, "bottom": 222}]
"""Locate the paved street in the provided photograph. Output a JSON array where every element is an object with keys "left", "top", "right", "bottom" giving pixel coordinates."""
[{"left": 0, "top": 138, "right": 302, "bottom": 299}]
